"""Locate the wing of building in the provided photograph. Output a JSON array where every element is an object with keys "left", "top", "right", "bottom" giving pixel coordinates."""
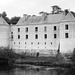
[
  {"left": 0, "top": 16, "right": 9, "bottom": 49},
  {"left": 9, "top": 10, "right": 75, "bottom": 56}
]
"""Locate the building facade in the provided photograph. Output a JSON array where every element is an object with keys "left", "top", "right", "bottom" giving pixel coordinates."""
[
  {"left": 10, "top": 11, "right": 75, "bottom": 55},
  {"left": 0, "top": 8, "right": 75, "bottom": 56}
]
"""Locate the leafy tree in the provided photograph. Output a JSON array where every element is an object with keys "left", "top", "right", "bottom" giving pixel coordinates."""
[
  {"left": 64, "top": 9, "right": 69, "bottom": 15},
  {"left": 1, "top": 11, "right": 11, "bottom": 24},
  {"left": 51, "top": 5, "right": 63, "bottom": 14},
  {"left": 1, "top": 11, "right": 7, "bottom": 18},
  {"left": 10, "top": 16, "right": 20, "bottom": 24}
]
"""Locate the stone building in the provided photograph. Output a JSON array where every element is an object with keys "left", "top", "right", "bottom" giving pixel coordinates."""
[
  {"left": 0, "top": 6, "right": 75, "bottom": 56},
  {"left": 10, "top": 10, "right": 75, "bottom": 56}
]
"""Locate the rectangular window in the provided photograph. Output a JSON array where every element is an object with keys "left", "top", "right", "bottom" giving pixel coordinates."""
[
  {"left": 35, "top": 27, "right": 38, "bottom": 32},
  {"left": 54, "top": 34, "right": 57, "bottom": 38},
  {"left": 44, "top": 34, "right": 47, "bottom": 39},
  {"left": 54, "top": 26, "right": 57, "bottom": 31},
  {"left": 65, "top": 24, "right": 68, "bottom": 30},
  {"left": 26, "top": 27, "right": 28, "bottom": 32},
  {"left": 65, "top": 33, "right": 69, "bottom": 38},
  {"left": 18, "top": 28, "right": 20, "bottom": 32},
  {"left": 11, "top": 35, "right": 13, "bottom": 39},
  {"left": 35, "top": 34, "right": 38, "bottom": 39},
  {"left": 26, "top": 35, "right": 28, "bottom": 39},
  {"left": 18, "top": 35, "right": 20, "bottom": 39},
  {"left": 44, "top": 26, "right": 47, "bottom": 32}
]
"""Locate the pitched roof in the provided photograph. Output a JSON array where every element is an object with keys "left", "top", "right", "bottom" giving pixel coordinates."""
[
  {"left": 46, "top": 13, "right": 64, "bottom": 23},
  {"left": 16, "top": 15, "right": 44, "bottom": 25},
  {"left": 0, "top": 16, "right": 9, "bottom": 25},
  {"left": 62, "top": 12, "right": 75, "bottom": 22},
  {"left": 16, "top": 12, "right": 75, "bottom": 25}
]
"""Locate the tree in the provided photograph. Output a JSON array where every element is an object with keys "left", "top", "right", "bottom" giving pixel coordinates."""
[
  {"left": 51, "top": 5, "right": 63, "bottom": 14},
  {"left": 10, "top": 16, "right": 20, "bottom": 24},
  {"left": 64, "top": 9, "right": 69, "bottom": 15},
  {"left": 1, "top": 11, "right": 7, "bottom": 18}
]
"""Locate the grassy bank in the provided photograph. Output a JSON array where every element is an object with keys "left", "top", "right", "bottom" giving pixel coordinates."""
[{"left": 0, "top": 48, "right": 75, "bottom": 68}]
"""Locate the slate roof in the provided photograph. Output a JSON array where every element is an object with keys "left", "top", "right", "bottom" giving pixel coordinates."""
[
  {"left": 16, "top": 12, "right": 75, "bottom": 25},
  {"left": 46, "top": 13, "right": 64, "bottom": 23},
  {"left": 61, "top": 12, "right": 75, "bottom": 22}
]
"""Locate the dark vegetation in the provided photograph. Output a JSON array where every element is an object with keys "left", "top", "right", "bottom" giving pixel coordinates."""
[
  {"left": 0, "top": 47, "right": 21, "bottom": 59},
  {"left": 0, "top": 47, "right": 75, "bottom": 68},
  {"left": 71, "top": 48, "right": 75, "bottom": 62},
  {"left": 0, "top": 11, "right": 20, "bottom": 25}
]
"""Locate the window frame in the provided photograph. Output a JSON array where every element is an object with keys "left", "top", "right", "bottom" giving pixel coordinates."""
[
  {"left": 35, "top": 27, "right": 38, "bottom": 32},
  {"left": 35, "top": 34, "right": 38, "bottom": 39},
  {"left": 18, "top": 28, "right": 20, "bottom": 32},
  {"left": 26, "top": 35, "right": 28, "bottom": 39},
  {"left": 65, "top": 33, "right": 69, "bottom": 38},
  {"left": 54, "top": 34, "right": 57, "bottom": 38},
  {"left": 54, "top": 26, "right": 57, "bottom": 31},
  {"left": 44, "top": 34, "right": 47, "bottom": 39},
  {"left": 18, "top": 35, "right": 20, "bottom": 39},
  {"left": 65, "top": 24, "right": 68, "bottom": 30}
]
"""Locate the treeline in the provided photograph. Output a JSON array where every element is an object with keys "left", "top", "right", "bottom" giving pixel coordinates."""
[{"left": 0, "top": 11, "right": 20, "bottom": 25}]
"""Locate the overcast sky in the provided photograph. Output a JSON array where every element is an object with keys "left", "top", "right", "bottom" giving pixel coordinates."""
[{"left": 0, "top": 0, "right": 75, "bottom": 18}]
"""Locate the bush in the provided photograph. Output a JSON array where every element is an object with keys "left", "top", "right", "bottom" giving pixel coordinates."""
[
  {"left": 71, "top": 48, "right": 75, "bottom": 62},
  {"left": 0, "top": 47, "right": 21, "bottom": 60}
]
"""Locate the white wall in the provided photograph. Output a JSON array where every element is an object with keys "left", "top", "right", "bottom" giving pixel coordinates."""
[
  {"left": 0, "top": 25, "right": 9, "bottom": 48},
  {"left": 11, "top": 24, "right": 59, "bottom": 54},
  {"left": 60, "top": 22, "right": 75, "bottom": 53}
]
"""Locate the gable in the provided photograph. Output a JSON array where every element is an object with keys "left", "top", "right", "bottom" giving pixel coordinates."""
[
  {"left": 62, "top": 12, "right": 75, "bottom": 22},
  {"left": 0, "top": 16, "right": 9, "bottom": 25}
]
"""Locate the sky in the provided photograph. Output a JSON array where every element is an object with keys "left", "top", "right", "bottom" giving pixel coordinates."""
[{"left": 0, "top": 0, "right": 75, "bottom": 18}]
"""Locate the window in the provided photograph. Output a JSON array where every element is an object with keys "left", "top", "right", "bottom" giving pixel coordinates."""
[
  {"left": 14, "top": 42, "right": 15, "bottom": 44},
  {"left": 44, "top": 34, "right": 47, "bottom": 39},
  {"left": 26, "top": 35, "right": 28, "bottom": 39},
  {"left": 65, "top": 33, "right": 69, "bottom": 38},
  {"left": 35, "top": 27, "right": 38, "bottom": 32},
  {"left": 19, "top": 42, "right": 20, "bottom": 44},
  {"left": 65, "top": 24, "right": 68, "bottom": 30},
  {"left": 45, "top": 42, "right": 46, "bottom": 44},
  {"left": 35, "top": 34, "right": 38, "bottom": 39},
  {"left": 11, "top": 32, "right": 13, "bottom": 34},
  {"left": 25, "top": 42, "right": 27, "bottom": 44},
  {"left": 38, "top": 42, "right": 39, "bottom": 44},
  {"left": 18, "top": 28, "right": 20, "bottom": 32},
  {"left": 54, "top": 26, "right": 57, "bottom": 31},
  {"left": 51, "top": 42, "right": 52, "bottom": 45},
  {"left": 26, "top": 27, "right": 28, "bottom": 32},
  {"left": 11, "top": 35, "right": 13, "bottom": 39},
  {"left": 18, "top": 35, "right": 20, "bottom": 39},
  {"left": 31, "top": 42, "right": 33, "bottom": 44},
  {"left": 54, "top": 34, "right": 57, "bottom": 38},
  {"left": 44, "top": 26, "right": 47, "bottom": 32}
]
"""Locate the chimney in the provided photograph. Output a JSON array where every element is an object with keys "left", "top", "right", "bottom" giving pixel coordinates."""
[{"left": 23, "top": 14, "right": 29, "bottom": 19}]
